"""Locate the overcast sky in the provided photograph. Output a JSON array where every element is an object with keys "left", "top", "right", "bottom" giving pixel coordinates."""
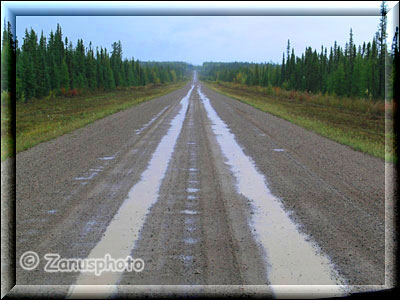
[{"left": 14, "top": 3, "right": 397, "bottom": 65}]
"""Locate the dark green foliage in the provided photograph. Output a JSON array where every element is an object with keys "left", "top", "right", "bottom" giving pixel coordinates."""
[
  {"left": 2, "top": 1, "right": 395, "bottom": 103},
  {"left": 1, "top": 20, "right": 15, "bottom": 93},
  {"left": 2, "top": 23, "right": 192, "bottom": 101},
  {"left": 201, "top": 1, "right": 394, "bottom": 101}
]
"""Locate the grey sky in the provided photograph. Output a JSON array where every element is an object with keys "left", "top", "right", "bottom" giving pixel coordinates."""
[{"left": 16, "top": 15, "right": 383, "bottom": 65}]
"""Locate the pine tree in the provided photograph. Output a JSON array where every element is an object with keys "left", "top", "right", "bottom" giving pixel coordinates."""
[
  {"left": 103, "top": 48, "right": 115, "bottom": 90},
  {"left": 86, "top": 42, "right": 96, "bottom": 90},
  {"left": 36, "top": 31, "right": 50, "bottom": 97},
  {"left": 376, "top": 1, "right": 387, "bottom": 99},
  {"left": 60, "top": 57, "right": 70, "bottom": 91},
  {"left": 1, "top": 21, "right": 15, "bottom": 92},
  {"left": 334, "top": 62, "right": 346, "bottom": 96}
]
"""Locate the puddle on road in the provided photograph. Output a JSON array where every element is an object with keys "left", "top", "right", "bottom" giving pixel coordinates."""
[
  {"left": 184, "top": 237, "right": 198, "bottom": 245},
  {"left": 75, "top": 165, "right": 106, "bottom": 185},
  {"left": 135, "top": 105, "right": 170, "bottom": 135},
  {"left": 185, "top": 217, "right": 195, "bottom": 225},
  {"left": 47, "top": 209, "right": 57, "bottom": 214},
  {"left": 74, "top": 172, "right": 98, "bottom": 181},
  {"left": 179, "top": 254, "right": 194, "bottom": 264},
  {"left": 198, "top": 86, "right": 347, "bottom": 296},
  {"left": 253, "top": 127, "right": 266, "bottom": 137},
  {"left": 181, "top": 110, "right": 201, "bottom": 271},
  {"left": 180, "top": 209, "right": 198, "bottom": 215},
  {"left": 68, "top": 85, "right": 194, "bottom": 296},
  {"left": 273, "top": 149, "right": 285, "bottom": 152},
  {"left": 99, "top": 156, "right": 115, "bottom": 161}
]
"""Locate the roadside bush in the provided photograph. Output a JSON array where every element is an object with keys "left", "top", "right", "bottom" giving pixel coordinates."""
[
  {"left": 60, "top": 87, "right": 68, "bottom": 97},
  {"left": 68, "top": 88, "right": 79, "bottom": 97},
  {"left": 305, "top": 93, "right": 312, "bottom": 103},
  {"left": 280, "top": 88, "right": 291, "bottom": 99},
  {"left": 295, "top": 93, "right": 305, "bottom": 102},
  {"left": 373, "top": 101, "right": 386, "bottom": 115},
  {"left": 44, "top": 90, "right": 57, "bottom": 101},
  {"left": 273, "top": 87, "right": 281, "bottom": 97},
  {"left": 266, "top": 84, "right": 274, "bottom": 96},
  {"left": 212, "top": 80, "right": 387, "bottom": 117},
  {"left": 1, "top": 91, "right": 10, "bottom": 106},
  {"left": 385, "top": 101, "right": 395, "bottom": 116},
  {"left": 289, "top": 90, "right": 296, "bottom": 100}
]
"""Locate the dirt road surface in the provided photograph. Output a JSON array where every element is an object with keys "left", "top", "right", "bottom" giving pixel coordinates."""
[{"left": 10, "top": 73, "right": 392, "bottom": 298}]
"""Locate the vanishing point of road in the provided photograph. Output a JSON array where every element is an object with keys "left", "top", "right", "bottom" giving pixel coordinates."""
[{"left": 12, "top": 73, "right": 394, "bottom": 298}]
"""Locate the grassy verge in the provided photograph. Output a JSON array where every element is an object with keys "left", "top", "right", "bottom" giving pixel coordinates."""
[
  {"left": 1, "top": 81, "right": 186, "bottom": 161},
  {"left": 203, "top": 81, "right": 395, "bottom": 163},
  {"left": 1, "top": 92, "right": 14, "bottom": 162}
]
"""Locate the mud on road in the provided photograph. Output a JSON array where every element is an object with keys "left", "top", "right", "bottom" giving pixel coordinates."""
[{"left": 11, "top": 74, "right": 391, "bottom": 298}]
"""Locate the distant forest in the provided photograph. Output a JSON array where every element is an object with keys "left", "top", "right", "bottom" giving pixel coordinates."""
[
  {"left": 201, "top": 2, "right": 398, "bottom": 101},
  {"left": 1, "top": 1, "right": 398, "bottom": 103},
  {"left": 1, "top": 23, "right": 193, "bottom": 102}
]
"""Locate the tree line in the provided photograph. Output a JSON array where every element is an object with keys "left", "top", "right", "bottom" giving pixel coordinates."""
[
  {"left": 1, "top": 1, "right": 398, "bottom": 103},
  {"left": 201, "top": 2, "right": 397, "bottom": 101},
  {"left": 1, "top": 23, "right": 192, "bottom": 102}
]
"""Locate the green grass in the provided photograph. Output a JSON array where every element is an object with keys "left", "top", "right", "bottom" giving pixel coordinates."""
[
  {"left": 203, "top": 81, "right": 395, "bottom": 163},
  {"left": 1, "top": 82, "right": 186, "bottom": 161},
  {"left": 1, "top": 91, "right": 14, "bottom": 161}
]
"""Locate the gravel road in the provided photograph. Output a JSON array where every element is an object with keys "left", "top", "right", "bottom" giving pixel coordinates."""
[{"left": 11, "top": 73, "right": 392, "bottom": 298}]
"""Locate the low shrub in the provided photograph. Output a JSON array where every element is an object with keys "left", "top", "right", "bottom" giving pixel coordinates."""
[{"left": 44, "top": 90, "right": 58, "bottom": 101}]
